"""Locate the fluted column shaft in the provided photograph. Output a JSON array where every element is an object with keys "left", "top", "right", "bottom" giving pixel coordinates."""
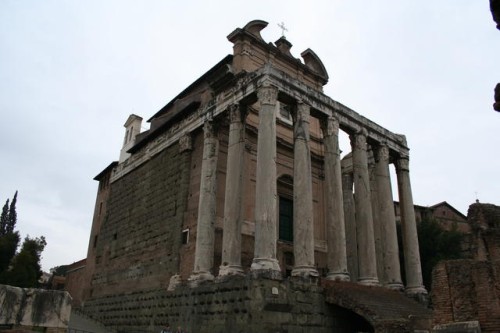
[
  {"left": 251, "top": 86, "right": 281, "bottom": 276},
  {"left": 396, "top": 156, "right": 426, "bottom": 295},
  {"left": 190, "top": 120, "right": 218, "bottom": 283},
  {"left": 323, "top": 116, "right": 349, "bottom": 281},
  {"left": 342, "top": 172, "right": 358, "bottom": 282},
  {"left": 351, "top": 129, "right": 379, "bottom": 285},
  {"left": 375, "top": 145, "right": 403, "bottom": 289},
  {"left": 291, "top": 101, "right": 318, "bottom": 278},
  {"left": 219, "top": 104, "right": 246, "bottom": 277}
]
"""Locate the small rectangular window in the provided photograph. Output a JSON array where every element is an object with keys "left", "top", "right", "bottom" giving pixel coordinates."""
[{"left": 182, "top": 228, "right": 189, "bottom": 245}]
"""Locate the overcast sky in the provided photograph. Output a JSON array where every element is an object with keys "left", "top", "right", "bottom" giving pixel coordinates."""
[{"left": 1, "top": 1, "right": 498, "bottom": 272}]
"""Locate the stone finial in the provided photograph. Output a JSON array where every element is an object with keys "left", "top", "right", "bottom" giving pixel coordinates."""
[
  {"left": 275, "top": 37, "right": 293, "bottom": 57},
  {"left": 494, "top": 82, "right": 500, "bottom": 112},
  {"left": 300, "top": 48, "right": 329, "bottom": 83},
  {"left": 243, "top": 20, "right": 268, "bottom": 40}
]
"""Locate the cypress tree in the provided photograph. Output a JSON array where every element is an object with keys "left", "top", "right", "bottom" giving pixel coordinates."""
[
  {"left": 6, "top": 191, "right": 17, "bottom": 234},
  {"left": 0, "top": 199, "right": 8, "bottom": 236}
]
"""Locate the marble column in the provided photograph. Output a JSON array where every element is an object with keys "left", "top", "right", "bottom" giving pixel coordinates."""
[
  {"left": 251, "top": 85, "right": 281, "bottom": 277},
  {"left": 322, "top": 116, "right": 349, "bottom": 281},
  {"left": 291, "top": 101, "right": 318, "bottom": 278},
  {"left": 396, "top": 155, "right": 427, "bottom": 295},
  {"left": 375, "top": 144, "right": 403, "bottom": 290},
  {"left": 351, "top": 129, "right": 379, "bottom": 286},
  {"left": 219, "top": 104, "right": 246, "bottom": 277},
  {"left": 190, "top": 120, "right": 218, "bottom": 284},
  {"left": 342, "top": 172, "right": 358, "bottom": 282},
  {"left": 369, "top": 157, "right": 384, "bottom": 283}
]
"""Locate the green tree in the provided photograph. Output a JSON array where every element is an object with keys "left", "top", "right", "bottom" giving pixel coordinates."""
[
  {"left": 0, "top": 192, "right": 47, "bottom": 288},
  {"left": 0, "top": 199, "right": 9, "bottom": 235},
  {"left": 398, "top": 218, "right": 464, "bottom": 290},
  {"left": 0, "top": 236, "right": 47, "bottom": 288},
  {"left": 0, "top": 192, "right": 20, "bottom": 274},
  {"left": 6, "top": 191, "right": 17, "bottom": 234},
  {"left": 417, "top": 218, "right": 463, "bottom": 290}
]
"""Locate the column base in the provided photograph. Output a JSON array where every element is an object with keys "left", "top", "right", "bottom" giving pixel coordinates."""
[
  {"left": 405, "top": 285, "right": 429, "bottom": 305},
  {"left": 358, "top": 277, "right": 380, "bottom": 286},
  {"left": 217, "top": 264, "right": 244, "bottom": 278},
  {"left": 251, "top": 258, "right": 282, "bottom": 280},
  {"left": 325, "top": 272, "right": 350, "bottom": 282},
  {"left": 385, "top": 281, "right": 404, "bottom": 291},
  {"left": 188, "top": 271, "right": 214, "bottom": 288},
  {"left": 405, "top": 285, "right": 428, "bottom": 296},
  {"left": 291, "top": 266, "right": 319, "bottom": 279},
  {"left": 167, "top": 274, "right": 182, "bottom": 291}
]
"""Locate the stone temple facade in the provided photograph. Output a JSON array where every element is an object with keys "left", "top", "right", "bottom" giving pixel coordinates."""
[{"left": 79, "top": 20, "right": 431, "bottom": 332}]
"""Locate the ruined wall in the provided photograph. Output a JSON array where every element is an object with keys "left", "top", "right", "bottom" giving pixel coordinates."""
[
  {"left": 90, "top": 142, "right": 191, "bottom": 298},
  {"left": 81, "top": 278, "right": 365, "bottom": 333},
  {"left": 0, "top": 284, "right": 71, "bottom": 332},
  {"left": 431, "top": 203, "right": 500, "bottom": 332},
  {"left": 431, "top": 260, "right": 500, "bottom": 332}
]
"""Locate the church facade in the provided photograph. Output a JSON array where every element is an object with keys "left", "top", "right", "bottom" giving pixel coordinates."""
[{"left": 80, "top": 20, "right": 431, "bottom": 332}]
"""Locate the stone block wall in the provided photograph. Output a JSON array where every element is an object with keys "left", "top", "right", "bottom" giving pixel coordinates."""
[
  {"left": 81, "top": 278, "right": 368, "bottom": 333},
  {"left": 0, "top": 284, "right": 71, "bottom": 332},
  {"left": 90, "top": 142, "right": 191, "bottom": 298}
]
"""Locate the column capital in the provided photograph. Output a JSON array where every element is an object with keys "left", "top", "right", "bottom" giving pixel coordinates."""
[
  {"left": 321, "top": 116, "right": 340, "bottom": 137},
  {"left": 375, "top": 144, "right": 390, "bottom": 163},
  {"left": 396, "top": 156, "right": 410, "bottom": 172},
  {"left": 296, "top": 100, "right": 310, "bottom": 121},
  {"left": 203, "top": 120, "right": 217, "bottom": 139},
  {"left": 257, "top": 85, "right": 278, "bottom": 105},
  {"left": 227, "top": 104, "right": 246, "bottom": 124},
  {"left": 351, "top": 128, "right": 368, "bottom": 151},
  {"left": 179, "top": 132, "right": 193, "bottom": 153}
]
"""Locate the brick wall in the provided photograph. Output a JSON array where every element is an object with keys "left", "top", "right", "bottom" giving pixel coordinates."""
[
  {"left": 431, "top": 203, "right": 500, "bottom": 332},
  {"left": 431, "top": 260, "right": 500, "bottom": 332}
]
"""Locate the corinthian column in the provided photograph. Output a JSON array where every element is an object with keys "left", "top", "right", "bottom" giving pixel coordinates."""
[
  {"left": 375, "top": 144, "right": 403, "bottom": 290},
  {"left": 190, "top": 120, "right": 218, "bottom": 285},
  {"left": 396, "top": 154, "right": 427, "bottom": 295},
  {"left": 351, "top": 129, "right": 379, "bottom": 286},
  {"left": 251, "top": 85, "right": 281, "bottom": 277},
  {"left": 219, "top": 104, "right": 246, "bottom": 277},
  {"left": 291, "top": 101, "right": 318, "bottom": 278},
  {"left": 342, "top": 172, "right": 358, "bottom": 282},
  {"left": 322, "top": 116, "right": 349, "bottom": 281}
]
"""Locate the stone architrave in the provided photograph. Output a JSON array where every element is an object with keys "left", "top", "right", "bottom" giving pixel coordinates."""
[
  {"left": 322, "top": 116, "right": 349, "bottom": 281},
  {"left": 291, "top": 101, "right": 319, "bottom": 278},
  {"left": 375, "top": 144, "right": 403, "bottom": 290},
  {"left": 396, "top": 156, "right": 427, "bottom": 295},
  {"left": 351, "top": 129, "right": 379, "bottom": 286},
  {"left": 251, "top": 85, "right": 281, "bottom": 277},
  {"left": 190, "top": 120, "right": 219, "bottom": 284},
  {"left": 219, "top": 104, "right": 246, "bottom": 277},
  {"left": 342, "top": 172, "right": 358, "bottom": 282}
]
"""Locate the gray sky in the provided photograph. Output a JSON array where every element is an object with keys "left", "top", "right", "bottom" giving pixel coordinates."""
[{"left": 1, "top": 1, "right": 498, "bottom": 272}]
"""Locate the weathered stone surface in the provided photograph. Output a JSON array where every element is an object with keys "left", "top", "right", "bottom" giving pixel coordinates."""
[
  {"left": 81, "top": 277, "right": 431, "bottom": 333},
  {"left": 0, "top": 284, "right": 71, "bottom": 329}
]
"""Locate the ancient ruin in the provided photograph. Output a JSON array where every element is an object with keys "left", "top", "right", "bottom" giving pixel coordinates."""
[{"left": 76, "top": 20, "right": 434, "bottom": 332}]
